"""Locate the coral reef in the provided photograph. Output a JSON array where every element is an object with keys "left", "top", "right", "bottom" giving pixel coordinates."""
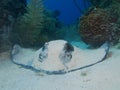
[
  {"left": 0, "top": 0, "right": 26, "bottom": 52},
  {"left": 79, "top": 8, "right": 120, "bottom": 47},
  {"left": 88, "top": 0, "right": 112, "bottom": 8},
  {"left": 12, "top": 0, "right": 44, "bottom": 47},
  {"left": 0, "top": 0, "right": 26, "bottom": 28},
  {"left": 12, "top": 0, "right": 64, "bottom": 48}
]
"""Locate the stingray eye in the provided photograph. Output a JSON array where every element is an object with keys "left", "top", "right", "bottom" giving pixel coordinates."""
[
  {"left": 59, "top": 42, "right": 74, "bottom": 64},
  {"left": 64, "top": 43, "right": 74, "bottom": 52},
  {"left": 66, "top": 53, "right": 72, "bottom": 58},
  {"left": 42, "top": 42, "right": 49, "bottom": 51},
  {"left": 39, "top": 42, "right": 49, "bottom": 62}
]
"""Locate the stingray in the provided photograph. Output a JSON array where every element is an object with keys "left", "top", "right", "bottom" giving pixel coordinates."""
[{"left": 11, "top": 40, "right": 110, "bottom": 75}]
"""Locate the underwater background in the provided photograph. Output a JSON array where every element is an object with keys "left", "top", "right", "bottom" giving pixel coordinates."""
[
  {"left": 43, "top": 0, "right": 91, "bottom": 24},
  {"left": 0, "top": 0, "right": 120, "bottom": 51},
  {"left": 0, "top": 1, "right": 120, "bottom": 90}
]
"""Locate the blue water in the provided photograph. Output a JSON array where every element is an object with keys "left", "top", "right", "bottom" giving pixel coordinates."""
[
  {"left": 27, "top": 0, "right": 91, "bottom": 24},
  {"left": 43, "top": 0, "right": 91, "bottom": 24}
]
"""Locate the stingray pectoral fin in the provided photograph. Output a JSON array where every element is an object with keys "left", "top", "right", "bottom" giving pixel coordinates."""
[
  {"left": 11, "top": 44, "right": 21, "bottom": 57},
  {"left": 11, "top": 45, "right": 35, "bottom": 66},
  {"left": 69, "top": 42, "right": 110, "bottom": 72},
  {"left": 76, "top": 41, "right": 109, "bottom": 67}
]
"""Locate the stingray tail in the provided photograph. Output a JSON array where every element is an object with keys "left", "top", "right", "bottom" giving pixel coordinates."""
[
  {"left": 100, "top": 41, "right": 110, "bottom": 60},
  {"left": 100, "top": 41, "right": 110, "bottom": 51}
]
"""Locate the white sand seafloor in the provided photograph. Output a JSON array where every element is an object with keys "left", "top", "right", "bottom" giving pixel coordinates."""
[{"left": 0, "top": 44, "right": 120, "bottom": 90}]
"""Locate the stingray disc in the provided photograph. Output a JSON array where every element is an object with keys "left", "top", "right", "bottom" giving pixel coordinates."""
[{"left": 11, "top": 40, "right": 109, "bottom": 74}]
